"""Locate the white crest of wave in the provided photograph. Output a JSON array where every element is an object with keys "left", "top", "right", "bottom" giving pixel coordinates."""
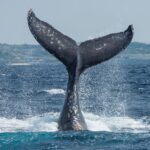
[
  {"left": 43, "top": 89, "right": 65, "bottom": 95},
  {"left": 9, "top": 63, "right": 31, "bottom": 66},
  {"left": 0, "top": 112, "right": 59, "bottom": 133},
  {"left": 85, "top": 113, "right": 111, "bottom": 131},
  {"left": 0, "top": 112, "right": 149, "bottom": 133},
  {"left": 84, "top": 112, "right": 150, "bottom": 133}
]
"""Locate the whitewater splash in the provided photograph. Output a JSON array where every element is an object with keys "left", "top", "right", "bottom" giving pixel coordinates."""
[{"left": 0, "top": 112, "right": 149, "bottom": 133}]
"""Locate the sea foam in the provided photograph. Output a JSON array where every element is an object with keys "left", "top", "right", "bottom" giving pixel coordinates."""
[
  {"left": 0, "top": 112, "right": 149, "bottom": 133},
  {"left": 43, "top": 89, "right": 65, "bottom": 95}
]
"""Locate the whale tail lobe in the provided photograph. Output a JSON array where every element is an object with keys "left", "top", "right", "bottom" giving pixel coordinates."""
[{"left": 28, "top": 9, "right": 77, "bottom": 73}]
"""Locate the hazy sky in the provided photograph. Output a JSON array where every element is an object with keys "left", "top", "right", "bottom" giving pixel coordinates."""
[{"left": 0, "top": 0, "right": 149, "bottom": 44}]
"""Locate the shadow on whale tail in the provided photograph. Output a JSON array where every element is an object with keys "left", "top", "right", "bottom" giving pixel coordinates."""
[{"left": 27, "top": 9, "right": 133, "bottom": 131}]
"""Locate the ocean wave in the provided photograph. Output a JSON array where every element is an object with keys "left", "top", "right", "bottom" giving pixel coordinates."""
[
  {"left": 85, "top": 113, "right": 150, "bottom": 133},
  {"left": 125, "top": 54, "right": 150, "bottom": 60},
  {"left": 43, "top": 89, "right": 65, "bottom": 95},
  {"left": 0, "top": 112, "right": 149, "bottom": 133},
  {"left": 0, "top": 112, "right": 58, "bottom": 133},
  {"left": 8, "top": 63, "right": 31, "bottom": 66}
]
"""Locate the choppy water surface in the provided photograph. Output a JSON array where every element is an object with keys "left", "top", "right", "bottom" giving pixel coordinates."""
[{"left": 0, "top": 43, "right": 150, "bottom": 149}]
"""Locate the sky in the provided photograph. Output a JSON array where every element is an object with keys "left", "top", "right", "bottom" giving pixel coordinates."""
[{"left": 0, "top": 0, "right": 149, "bottom": 44}]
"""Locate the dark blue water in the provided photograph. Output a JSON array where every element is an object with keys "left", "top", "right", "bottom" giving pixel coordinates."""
[{"left": 0, "top": 43, "right": 150, "bottom": 149}]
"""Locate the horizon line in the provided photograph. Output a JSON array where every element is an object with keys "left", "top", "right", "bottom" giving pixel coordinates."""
[{"left": 0, "top": 41, "right": 150, "bottom": 46}]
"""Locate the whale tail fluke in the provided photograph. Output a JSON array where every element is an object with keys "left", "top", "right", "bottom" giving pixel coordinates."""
[
  {"left": 28, "top": 10, "right": 133, "bottom": 74},
  {"left": 27, "top": 10, "right": 133, "bottom": 131}
]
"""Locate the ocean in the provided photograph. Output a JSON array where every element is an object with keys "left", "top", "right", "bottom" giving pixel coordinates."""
[{"left": 0, "top": 43, "right": 149, "bottom": 149}]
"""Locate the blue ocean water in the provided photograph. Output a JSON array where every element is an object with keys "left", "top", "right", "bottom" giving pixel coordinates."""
[{"left": 0, "top": 43, "right": 150, "bottom": 149}]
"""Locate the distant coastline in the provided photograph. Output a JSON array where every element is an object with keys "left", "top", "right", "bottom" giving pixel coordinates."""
[
  {"left": 0, "top": 42, "right": 150, "bottom": 64},
  {"left": 0, "top": 42, "right": 150, "bottom": 52}
]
